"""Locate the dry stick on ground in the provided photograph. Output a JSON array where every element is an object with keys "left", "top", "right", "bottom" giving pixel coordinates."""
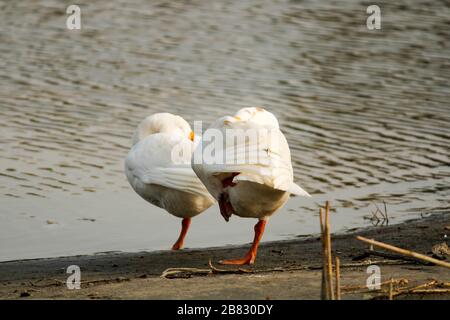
[
  {"left": 325, "top": 201, "right": 335, "bottom": 300},
  {"left": 207, "top": 260, "right": 253, "bottom": 274},
  {"left": 408, "top": 289, "right": 450, "bottom": 294},
  {"left": 356, "top": 236, "right": 450, "bottom": 269},
  {"left": 335, "top": 256, "right": 341, "bottom": 300},
  {"left": 372, "top": 279, "right": 450, "bottom": 299},
  {"left": 353, "top": 249, "right": 431, "bottom": 265},
  {"left": 160, "top": 267, "right": 211, "bottom": 278},
  {"left": 341, "top": 278, "right": 409, "bottom": 293},
  {"left": 390, "top": 279, "right": 440, "bottom": 298},
  {"left": 259, "top": 259, "right": 413, "bottom": 273},
  {"left": 160, "top": 259, "right": 410, "bottom": 280},
  {"left": 401, "top": 279, "right": 438, "bottom": 291},
  {"left": 160, "top": 260, "right": 253, "bottom": 278},
  {"left": 29, "top": 277, "right": 130, "bottom": 288},
  {"left": 338, "top": 260, "right": 411, "bottom": 268},
  {"left": 346, "top": 279, "right": 450, "bottom": 299}
]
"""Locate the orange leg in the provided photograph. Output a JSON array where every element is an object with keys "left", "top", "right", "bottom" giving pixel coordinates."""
[
  {"left": 171, "top": 217, "right": 191, "bottom": 250},
  {"left": 219, "top": 220, "right": 266, "bottom": 265}
]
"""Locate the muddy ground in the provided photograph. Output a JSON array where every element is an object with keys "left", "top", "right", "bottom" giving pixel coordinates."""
[{"left": 0, "top": 213, "right": 448, "bottom": 299}]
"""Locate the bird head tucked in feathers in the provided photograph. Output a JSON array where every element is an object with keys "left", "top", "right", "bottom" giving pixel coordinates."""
[{"left": 132, "top": 113, "right": 194, "bottom": 145}]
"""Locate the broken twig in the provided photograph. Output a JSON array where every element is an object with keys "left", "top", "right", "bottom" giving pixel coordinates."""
[
  {"left": 356, "top": 236, "right": 450, "bottom": 269},
  {"left": 325, "top": 202, "right": 334, "bottom": 300},
  {"left": 341, "top": 278, "right": 408, "bottom": 293},
  {"left": 353, "top": 249, "right": 431, "bottom": 265},
  {"left": 160, "top": 260, "right": 253, "bottom": 278},
  {"left": 335, "top": 256, "right": 341, "bottom": 300}
]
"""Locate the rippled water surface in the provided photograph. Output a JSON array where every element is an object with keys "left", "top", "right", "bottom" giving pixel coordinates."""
[{"left": 1, "top": 0, "right": 449, "bottom": 261}]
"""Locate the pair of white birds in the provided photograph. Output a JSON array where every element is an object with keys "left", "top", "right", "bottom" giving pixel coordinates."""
[{"left": 125, "top": 107, "right": 311, "bottom": 265}]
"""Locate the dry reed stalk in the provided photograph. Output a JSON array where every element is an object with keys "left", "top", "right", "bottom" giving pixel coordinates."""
[
  {"left": 320, "top": 208, "right": 330, "bottom": 300},
  {"left": 377, "top": 280, "right": 450, "bottom": 299},
  {"left": 161, "top": 260, "right": 253, "bottom": 278},
  {"left": 390, "top": 279, "right": 438, "bottom": 298},
  {"left": 341, "top": 278, "right": 408, "bottom": 292},
  {"left": 354, "top": 249, "right": 429, "bottom": 265},
  {"left": 335, "top": 256, "right": 341, "bottom": 300},
  {"left": 325, "top": 201, "right": 335, "bottom": 300},
  {"left": 356, "top": 236, "right": 450, "bottom": 269},
  {"left": 408, "top": 289, "right": 450, "bottom": 294}
]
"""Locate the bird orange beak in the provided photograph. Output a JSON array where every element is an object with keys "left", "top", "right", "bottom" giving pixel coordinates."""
[{"left": 189, "top": 131, "right": 195, "bottom": 141}]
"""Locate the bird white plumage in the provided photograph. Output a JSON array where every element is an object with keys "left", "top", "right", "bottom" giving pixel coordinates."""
[
  {"left": 191, "top": 107, "right": 311, "bottom": 264},
  {"left": 125, "top": 113, "right": 215, "bottom": 250}
]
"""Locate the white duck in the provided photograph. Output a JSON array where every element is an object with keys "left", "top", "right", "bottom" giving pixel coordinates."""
[
  {"left": 192, "top": 107, "right": 311, "bottom": 264},
  {"left": 125, "top": 113, "right": 215, "bottom": 250}
]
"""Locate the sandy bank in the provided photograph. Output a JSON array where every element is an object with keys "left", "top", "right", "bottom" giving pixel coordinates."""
[{"left": 0, "top": 213, "right": 448, "bottom": 299}]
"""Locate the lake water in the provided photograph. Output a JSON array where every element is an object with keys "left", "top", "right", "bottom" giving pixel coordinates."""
[{"left": 0, "top": 0, "right": 449, "bottom": 261}]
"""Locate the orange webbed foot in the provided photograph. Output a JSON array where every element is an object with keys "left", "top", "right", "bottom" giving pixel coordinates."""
[
  {"left": 171, "top": 242, "right": 183, "bottom": 251},
  {"left": 171, "top": 217, "right": 191, "bottom": 251},
  {"left": 218, "top": 220, "right": 266, "bottom": 265}
]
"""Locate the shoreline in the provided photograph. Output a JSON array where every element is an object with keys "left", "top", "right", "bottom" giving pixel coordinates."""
[{"left": 0, "top": 213, "right": 449, "bottom": 299}]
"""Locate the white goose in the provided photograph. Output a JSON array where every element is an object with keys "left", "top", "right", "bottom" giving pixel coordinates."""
[
  {"left": 125, "top": 113, "right": 215, "bottom": 250},
  {"left": 192, "top": 107, "right": 311, "bottom": 264}
]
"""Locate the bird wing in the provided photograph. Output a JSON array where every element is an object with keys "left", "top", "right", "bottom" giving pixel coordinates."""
[
  {"left": 192, "top": 117, "right": 310, "bottom": 197},
  {"left": 125, "top": 133, "right": 214, "bottom": 199}
]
